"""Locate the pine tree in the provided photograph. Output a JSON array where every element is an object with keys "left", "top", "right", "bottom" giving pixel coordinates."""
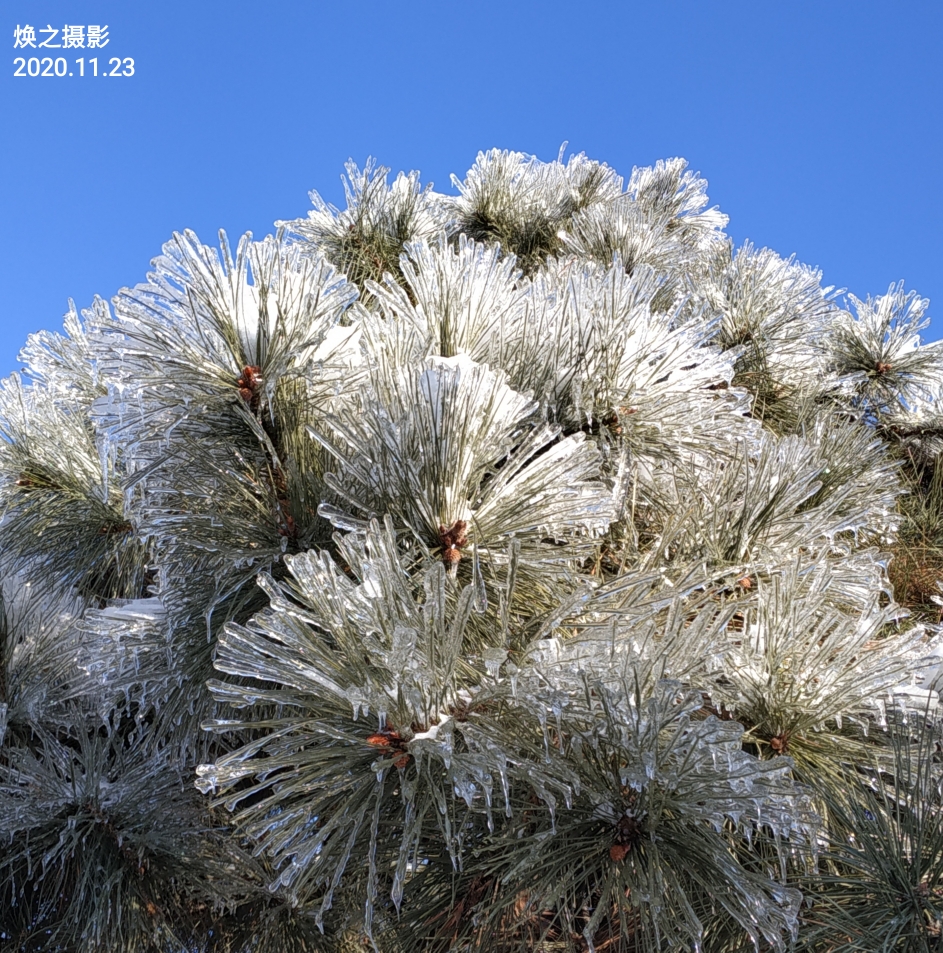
[{"left": 2, "top": 149, "right": 943, "bottom": 952}]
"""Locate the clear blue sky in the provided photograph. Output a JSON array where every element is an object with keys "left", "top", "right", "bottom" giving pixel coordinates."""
[{"left": 2, "top": 1, "right": 940, "bottom": 374}]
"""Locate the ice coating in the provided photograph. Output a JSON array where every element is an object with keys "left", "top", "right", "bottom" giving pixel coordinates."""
[{"left": 2, "top": 147, "right": 943, "bottom": 952}]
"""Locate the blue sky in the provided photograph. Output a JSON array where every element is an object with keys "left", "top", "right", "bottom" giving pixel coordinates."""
[{"left": 1, "top": 1, "right": 940, "bottom": 375}]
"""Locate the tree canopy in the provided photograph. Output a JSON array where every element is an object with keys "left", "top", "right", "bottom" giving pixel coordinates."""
[{"left": 3, "top": 150, "right": 943, "bottom": 952}]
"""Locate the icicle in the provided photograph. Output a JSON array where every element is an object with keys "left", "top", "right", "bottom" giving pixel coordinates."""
[
  {"left": 471, "top": 540, "right": 488, "bottom": 614},
  {"left": 316, "top": 503, "right": 369, "bottom": 533},
  {"left": 506, "top": 661, "right": 519, "bottom": 697},
  {"left": 482, "top": 647, "right": 507, "bottom": 680},
  {"left": 348, "top": 688, "right": 368, "bottom": 722},
  {"left": 501, "top": 536, "right": 520, "bottom": 638}
]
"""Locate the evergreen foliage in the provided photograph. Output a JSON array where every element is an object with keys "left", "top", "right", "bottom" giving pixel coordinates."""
[{"left": 2, "top": 148, "right": 943, "bottom": 951}]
